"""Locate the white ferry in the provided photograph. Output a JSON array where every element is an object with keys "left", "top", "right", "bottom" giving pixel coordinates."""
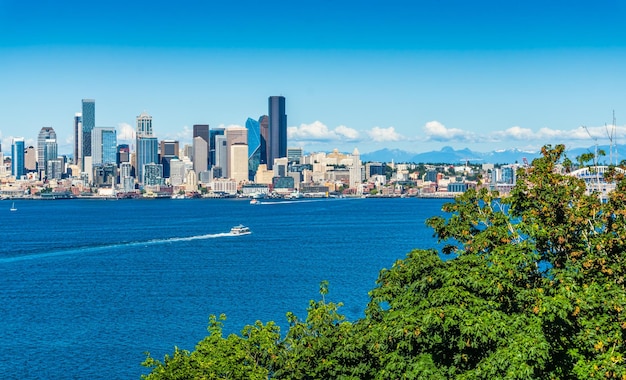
[{"left": 230, "top": 225, "right": 251, "bottom": 235}]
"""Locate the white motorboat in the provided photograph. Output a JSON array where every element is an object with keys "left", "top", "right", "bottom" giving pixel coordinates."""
[{"left": 230, "top": 225, "right": 251, "bottom": 235}]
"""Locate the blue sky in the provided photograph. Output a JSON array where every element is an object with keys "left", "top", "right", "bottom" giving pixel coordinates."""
[{"left": 1, "top": 0, "right": 626, "bottom": 155}]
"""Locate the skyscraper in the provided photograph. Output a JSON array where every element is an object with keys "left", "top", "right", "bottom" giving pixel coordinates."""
[
  {"left": 225, "top": 126, "right": 248, "bottom": 180},
  {"left": 268, "top": 96, "right": 287, "bottom": 169},
  {"left": 193, "top": 124, "right": 209, "bottom": 172},
  {"left": 193, "top": 136, "right": 208, "bottom": 174},
  {"left": 92, "top": 127, "right": 117, "bottom": 165},
  {"left": 209, "top": 127, "right": 225, "bottom": 168},
  {"left": 37, "top": 127, "right": 57, "bottom": 175},
  {"left": 213, "top": 134, "right": 227, "bottom": 176},
  {"left": 24, "top": 146, "right": 36, "bottom": 172},
  {"left": 74, "top": 113, "right": 82, "bottom": 168},
  {"left": 11, "top": 138, "right": 25, "bottom": 178},
  {"left": 136, "top": 137, "right": 158, "bottom": 185},
  {"left": 160, "top": 140, "right": 179, "bottom": 179},
  {"left": 81, "top": 99, "right": 95, "bottom": 167},
  {"left": 135, "top": 112, "right": 156, "bottom": 184},
  {"left": 246, "top": 116, "right": 268, "bottom": 180}
]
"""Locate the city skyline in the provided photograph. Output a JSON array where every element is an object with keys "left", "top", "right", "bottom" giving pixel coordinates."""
[{"left": 2, "top": 1, "right": 626, "bottom": 155}]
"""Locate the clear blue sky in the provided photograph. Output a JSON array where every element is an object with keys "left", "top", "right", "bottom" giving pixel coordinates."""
[{"left": 1, "top": 0, "right": 626, "bottom": 155}]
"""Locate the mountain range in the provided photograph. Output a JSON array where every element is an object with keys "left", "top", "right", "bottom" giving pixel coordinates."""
[{"left": 360, "top": 145, "right": 625, "bottom": 165}]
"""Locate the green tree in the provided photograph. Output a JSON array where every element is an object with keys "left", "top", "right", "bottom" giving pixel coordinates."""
[
  {"left": 364, "top": 144, "right": 626, "bottom": 378},
  {"left": 142, "top": 314, "right": 281, "bottom": 379}
]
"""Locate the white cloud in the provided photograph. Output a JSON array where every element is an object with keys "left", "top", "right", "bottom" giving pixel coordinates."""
[
  {"left": 117, "top": 122, "right": 135, "bottom": 141},
  {"left": 490, "top": 124, "right": 626, "bottom": 143},
  {"left": 423, "top": 121, "right": 476, "bottom": 142},
  {"left": 493, "top": 126, "right": 535, "bottom": 140},
  {"left": 335, "top": 125, "right": 360, "bottom": 139},
  {"left": 288, "top": 121, "right": 360, "bottom": 142},
  {"left": 367, "top": 126, "right": 403, "bottom": 142}
]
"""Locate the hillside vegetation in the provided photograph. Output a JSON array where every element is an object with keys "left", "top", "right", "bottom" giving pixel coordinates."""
[{"left": 143, "top": 144, "right": 626, "bottom": 379}]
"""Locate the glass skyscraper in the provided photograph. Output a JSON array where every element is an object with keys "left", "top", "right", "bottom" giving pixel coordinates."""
[
  {"left": 136, "top": 136, "right": 158, "bottom": 185},
  {"left": 37, "top": 127, "right": 57, "bottom": 175},
  {"left": 246, "top": 116, "right": 268, "bottom": 180},
  {"left": 135, "top": 112, "right": 155, "bottom": 185},
  {"left": 92, "top": 127, "right": 117, "bottom": 165},
  {"left": 73, "top": 113, "right": 82, "bottom": 168},
  {"left": 209, "top": 127, "right": 225, "bottom": 169},
  {"left": 268, "top": 96, "right": 287, "bottom": 170},
  {"left": 11, "top": 138, "right": 25, "bottom": 178},
  {"left": 81, "top": 99, "right": 95, "bottom": 164}
]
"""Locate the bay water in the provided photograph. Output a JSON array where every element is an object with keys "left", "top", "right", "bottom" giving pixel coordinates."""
[{"left": 0, "top": 197, "right": 447, "bottom": 379}]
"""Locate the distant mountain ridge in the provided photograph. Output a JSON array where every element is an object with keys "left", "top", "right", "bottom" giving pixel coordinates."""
[{"left": 360, "top": 145, "right": 626, "bottom": 165}]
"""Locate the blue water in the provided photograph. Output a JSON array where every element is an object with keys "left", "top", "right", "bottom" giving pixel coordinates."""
[{"left": 0, "top": 197, "right": 448, "bottom": 379}]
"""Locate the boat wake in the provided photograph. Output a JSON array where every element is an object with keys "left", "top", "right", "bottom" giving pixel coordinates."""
[{"left": 0, "top": 233, "right": 233, "bottom": 263}]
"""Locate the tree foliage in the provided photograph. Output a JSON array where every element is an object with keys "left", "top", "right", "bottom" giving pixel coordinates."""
[{"left": 143, "top": 144, "right": 626, "bottom": 379}]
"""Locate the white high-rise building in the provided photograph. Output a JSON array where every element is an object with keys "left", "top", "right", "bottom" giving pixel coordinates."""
[
  {"left": 169, "top": 158, "right": 186, "bottom": 186},
  {"left": 214, "top": 134, "right": 227, "bottom": 176},
  {"left": 350, "top": 147, "right": 362, "bottom": 195},
  {"left": 192, "top": 136, "right": 208, "bottom": 174},
  {"left": 225, "top": 126, "right": 247, "bottom": 179},
  {"left": 229, "top": 144, "right": 249, "bottom": 184}
]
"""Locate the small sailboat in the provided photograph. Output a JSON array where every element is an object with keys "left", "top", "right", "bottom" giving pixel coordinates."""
[{"left": 10, "top": 202, "right": 17, "bottom": 212}]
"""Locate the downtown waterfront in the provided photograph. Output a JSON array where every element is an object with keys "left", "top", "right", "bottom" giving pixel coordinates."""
[{"left": 0, "top": 197, "right": 447, "bottom": 379}]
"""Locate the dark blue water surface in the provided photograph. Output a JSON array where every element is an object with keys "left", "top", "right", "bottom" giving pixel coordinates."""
[{"left": 0, "top": 197, "right": 448, "bottom": 379}]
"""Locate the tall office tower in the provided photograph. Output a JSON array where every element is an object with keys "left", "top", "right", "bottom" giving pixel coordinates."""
[
  {"left": 268, "top": 96, "right": 287, "bottom": 169},
  {"left": 209, "top": 127, "right": 225, "bottom": 168},
  {"left": 230, "top": 144, "right": 249, "bottom": 183},
  {"left": 11, "top": 138, "right": 25, "bottom": 178},
  {"left": 213, "top": 134, "right": 227, "bottom": 176},
  {"left": 37, "top": 127, "right": 57, "bottom": 174},
  {"left": 169, "top": 158, "right": 186, "bottom": 186},
  {"left": 225, "top": 126, "right": 248, "bottom": 180},
  {"left": 73, "top": 113, "right": 82, "bottom": 168},
  {"left": 136, "top": 136, "right": 158, "bottom": 185},
  {"left": 192, "top": 136, "right": 208, "bottom": 174},
  {"left": 160, "top": 140, "right": 179, "bottom": 179},
  {"left": 47, "top": 159, "right": 63, "bottom": 180},
  {"left": 81, "top": 99, "right": 95, "bottom": 168},
  {"left": 190, "top": 124, "right": 208, "bottom": 170},
  {"left": 246, "top": 117, "right": 268, "bottom": 180},
  {"left": 42, "top": 139, "right": 58, "bottom": 179},
  {"left": 135, "top": 112, "right": 155, "bottom": 184},
  {"left": 119, "top": 162, "right": 134, "bottom": 192},
  {"left": 24, "top": 146, "right": 37, "bottom": 172},
  {"left": 259, "top": 114, "right": 269, "bottom": 156},
  {"left": 350, "top": 148, "right": 362, "bottom": 195},
  {"left": 117, "top": 144, "right": 130, "bottom": 165},
  {"left": 91, "top": 127, "right": 117, "bottom": 165}
]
